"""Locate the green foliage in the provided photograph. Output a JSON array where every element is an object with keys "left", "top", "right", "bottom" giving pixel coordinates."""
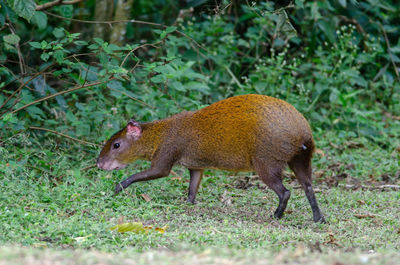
[
  {"left": 6, "top": 0, "right": 36, "bottom": 21},
  {"left": 1, "top": 0, "right": 399, "bottom": 142}
]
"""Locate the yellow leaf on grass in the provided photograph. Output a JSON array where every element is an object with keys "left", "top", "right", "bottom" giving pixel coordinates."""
[
  {"left": 109, "top": 222, "right": 146, "bottom": 233},
  {"left": 109, "top": 222, "right": 168, "bottom": 234}
]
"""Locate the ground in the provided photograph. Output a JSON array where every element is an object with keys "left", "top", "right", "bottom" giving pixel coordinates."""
[{"left": 0, "top": 130, "right": 399, "bottom": 264}]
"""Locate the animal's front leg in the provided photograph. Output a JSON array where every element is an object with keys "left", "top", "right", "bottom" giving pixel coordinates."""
[{"left": 114, "top": 167, "right": 171, "bottom": 195}]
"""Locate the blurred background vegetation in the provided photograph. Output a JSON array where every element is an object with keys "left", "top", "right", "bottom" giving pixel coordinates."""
[{"left": 0, "top": 0, "right": 399, "bottom": 170}]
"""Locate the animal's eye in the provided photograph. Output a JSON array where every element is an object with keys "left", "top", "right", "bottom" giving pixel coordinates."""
[{"left": 113, "top": 143, "right": 120, "bottom": 149}]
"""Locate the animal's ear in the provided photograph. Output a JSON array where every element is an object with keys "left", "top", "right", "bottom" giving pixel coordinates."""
[{"left": 126, "top": 120, "right": 142, "bottom": 140}]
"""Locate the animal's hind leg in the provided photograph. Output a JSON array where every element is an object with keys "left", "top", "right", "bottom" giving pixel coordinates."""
[
  {"left": 256, "top": 161, "right": 290, "bottom": 219},
  {"left": 289, "top": 154, "right": 325, "bottom": 223}
]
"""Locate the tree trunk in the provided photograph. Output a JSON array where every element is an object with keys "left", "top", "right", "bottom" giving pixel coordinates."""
[
  {"left": 93, "top": 0, "right": 114, "bottom": 41},
  {"left": 110, "top": 0, "right": 134, "bottom": 45}
]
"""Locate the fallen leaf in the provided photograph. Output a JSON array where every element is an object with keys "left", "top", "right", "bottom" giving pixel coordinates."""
[
  {"left": 354, "top": 214, "right": 375, "bottom": 219},
  {"left": 110, "top": 222, "right": 146, "bottom": 233},
  {"left": 141, "top": 193, "right": 151, "bottom": 202},
  {"left": 324, "top": 232, "right": 340, "bottom": 246},
  {"left": 171, "top": 176, "right": 182, "bottom": 181},
  {"left": 74, "top": 234, "right": 92, "bottom": 243},
  {"left": 117, "top": 216, "right": 125, "bottom": 224},
  {"left": 154, "top": 225, "right": 168, "bottom": 234},
  {"left": 220, "top": 190, "right": 232, "bottom": 205},
  {"left": 110, "top": 222, "right": 167, "bottom": 234},
  {"left": 315, "top": 149, "right": 325, "bottom": 157},
  {"left": 314, "top": 170, "right": 325, "bottom": 179},
  {"left": 357, "top": 200, "right": 366, "bottom": 205}
]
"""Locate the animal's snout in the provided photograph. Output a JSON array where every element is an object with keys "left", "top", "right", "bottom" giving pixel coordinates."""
[{"left": 97, "top": 157, "right": 105, "bottom": 169}]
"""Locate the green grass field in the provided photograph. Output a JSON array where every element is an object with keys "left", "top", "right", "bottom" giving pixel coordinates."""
[{"left": 0, "top": 130, "right": 399, "bottom": 264}]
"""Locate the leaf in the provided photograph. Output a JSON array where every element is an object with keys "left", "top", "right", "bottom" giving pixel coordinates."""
[
  {"left": 150, "top": 75, "right": 166, "bottom": 83},
  {"left": 170, "top": 81, "right": 185, "bottom": 92},
  {"left": 354, "top": 214, "right": 375, "bottom": 219},
  {"left": 109, "top": 222, "right": 146, "bottom": 233},
  {"left": 140, "top": 194, "right": 151, "bottom": 202},
  {"left": 26, "top": 106, "right": 45, "bottom": 119},
  {"left": 53, "top": 28, "right": 65, "bottom": 38},
  {"left": 166, "top": 26, "right": 177, "bottom": 34},
  {"left": 74, "top": 234, "right": 92, "bottom": 243},
  {"left": 8, "top": 0, "right": 36, "bottom": 22},
  {"left": 74, "top": 40, "right": 88, "bottom": 46},
  {"left": 295, "top": 0, "right": 304, "bottom": 8},
  {"left": 107, "top": 80, "right": 123, "bottom": 90},
  {"left": 31, "top": 11, "right": 47, "bottom": 29},
  {"left": 40, "top": 53, "right": 50, "bottom": 62},
  {"left": 109, "top": 222, "right": 167, "bottom": 234},
  {"left": 317, "top": 20, "right": 335, "bottom": 43},
  {"left": 3, "top": 34, "right": 20, "bottom": 45},
  {"left": 29, "top": 42, "right": 42, "bottom": 49},
  {"left": 154, "top": 225, "right": 168, "bottom": 234},
  {"left": 338, "top": 0, "right": 347, "bottom": 7},
  {"left": 54, "top": 50, "right": 64, "bottom": 63}
]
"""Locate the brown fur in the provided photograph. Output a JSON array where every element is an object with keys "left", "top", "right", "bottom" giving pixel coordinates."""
[{"left": 97, "top": 94, "right": 325, "bottom": 222}]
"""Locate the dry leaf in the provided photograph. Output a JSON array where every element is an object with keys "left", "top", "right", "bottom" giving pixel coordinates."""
[
  {"left": 117, "top": 216, "right": 125, "bottom": 224},
  {"left": 154, "top": 225, "right": 168, "bottom": 234},
  {"left": 354, "top": 214, "right": 375, "bottom": 219},
  {"left": 141, "top": 193, "right": 151, "bottom": 202},
  {"left": 74, "top": 234, "right": 92, "bottom": 242},
  {"left": 324, "top": 232, "right": 340, "bottom": 246},
  {"left": 315, "top": 149, "right": 325, "bottom": 157},
  {"left": 357, "top": 200, "right": 366, "bottom": 205}
]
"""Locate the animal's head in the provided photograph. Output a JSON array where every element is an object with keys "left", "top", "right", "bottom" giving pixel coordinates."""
[{"left": 97, "top": 118, "right": 142, "bottom": 171}]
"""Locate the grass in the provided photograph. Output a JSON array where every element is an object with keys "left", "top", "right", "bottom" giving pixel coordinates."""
[{"left": 0, "top": 129, "right": 399, "bottom": 264}]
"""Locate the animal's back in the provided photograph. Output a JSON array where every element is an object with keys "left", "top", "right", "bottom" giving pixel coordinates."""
[{"left": 177, "top": 94, "right": 313, "bottom": 171}]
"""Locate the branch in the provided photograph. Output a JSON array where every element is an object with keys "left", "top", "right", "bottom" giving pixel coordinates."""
[
  {"left": 5, "top": 22, "right": 25, "bottom": 74},
  {"left": 36, "top": 0, "right": 86, "bottom": 11},
  {"left": 29, "top": 126, "right": 101, "bottom": 147},
  {"left": 380, "top": 25, "right": 400, "bottom": 83},
  {"left": 10, "top": 77, "right": 116, "bottom": 115},
  {"left": 43, "top": 11, "right": 209, "bottom": 53}
]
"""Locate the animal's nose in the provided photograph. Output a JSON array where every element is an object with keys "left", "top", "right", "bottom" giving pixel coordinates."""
[{"left": 96, "top": 158, "right": 103, "bottom": 169}]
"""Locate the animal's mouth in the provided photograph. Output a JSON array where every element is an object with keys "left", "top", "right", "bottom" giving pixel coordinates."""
[{"left": 97, "top": 161, "right": 127, "bottom": 171}]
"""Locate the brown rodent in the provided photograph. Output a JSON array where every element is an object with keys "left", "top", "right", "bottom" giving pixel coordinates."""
[{"left": 97, "top": 94, "right": 325, "bottom": 223}]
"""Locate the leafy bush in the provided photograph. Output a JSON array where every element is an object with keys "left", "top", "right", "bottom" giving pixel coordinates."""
[{"left": 1, "top": 0, "right": 399, "bottom": 146}]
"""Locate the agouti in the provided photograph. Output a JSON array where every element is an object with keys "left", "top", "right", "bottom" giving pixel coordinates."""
[{"left": 97, "top": 94, "right": 325, "bottom": 223}]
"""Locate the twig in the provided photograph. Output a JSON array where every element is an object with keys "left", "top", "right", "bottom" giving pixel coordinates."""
[
  {"left": 224, "top": 65, "right": 243, "bottom": 89},
  {"left": 107, "top": 86, "right": 155, "bottom": 109},
  {"left": 120, "top": 42, "right": 160, "bottom": 68},
  {"left": 80, "top": 164, "right": 97, "bottom": 171},
  {"left": 380, "top": 24, "right": 400, "bottom": 89},
  {"left": 36, "top": 0, "right": 86, "bottom": 11},
  {"left": 29, "top": 126, "right": 101, "bottom": 147},
  {"left": 0, "top": 65, "right": 54, "bottom": 112},
  {"left": 0, "top": 129, "right": 24, "bottom": 145},
  {"left": 10, "top": 77, "right": 116, "bottom": 115},
  {"left": 341, "top": 184, "right": 400, "bottom": 190},
  {"left": 43, "top": 11, "right": 209, "bottom": 53},
  {"left": 5, "top": 22, "right": 25, "bottom": 75}
]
